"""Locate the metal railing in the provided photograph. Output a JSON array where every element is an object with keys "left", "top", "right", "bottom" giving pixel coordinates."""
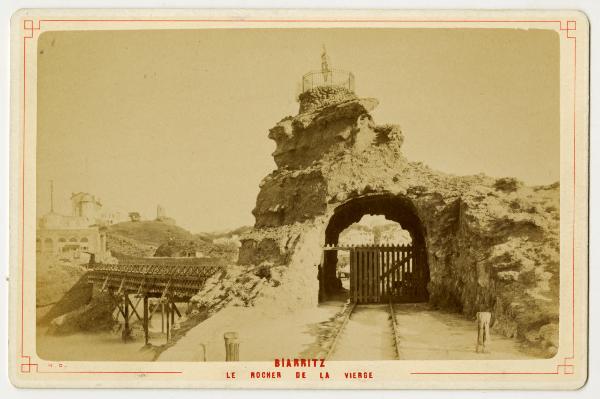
[{"left": 301, "top": 69, "right": 355, "bottom": 93}]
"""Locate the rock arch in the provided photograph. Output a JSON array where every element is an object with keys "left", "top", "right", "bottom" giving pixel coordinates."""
[
  {"left": 322, "top": 194, "right": 429, "bottom": 299},
  {"left": 325, "top": 194, "right": 426, "bottom": 245},
  {"left": 238, "top": 85, "right": 559, "bottom": 355}
]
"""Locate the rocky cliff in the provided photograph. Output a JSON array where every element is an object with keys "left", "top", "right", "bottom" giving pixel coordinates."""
[{"left": 234, "top": 85, "right": 559, "bottom": 357}]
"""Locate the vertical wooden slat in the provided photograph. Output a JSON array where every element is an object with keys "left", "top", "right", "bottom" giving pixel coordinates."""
[
  {"left": 365, "top": 249, "right": 371, "bottom": 302},
  {"left": 396, "top": 247, "right": 402, "bottom": 288},
  {"left": 367, "top": 249, "right": 373, "bottom": 302},
  {"left": 390, "top": 248, "right": 394, "bottom": 299},
  {"left": 390, "top": 248, "right": 394, "bottom": 298},
  {"left": 349, "top": 250, "right": 353, "bottom": 302},
  {"left": 403, "top": 246, "right": 407, "bottom": 287},
  {"left": 400, "top": 247, "right": 404, "bottom": 288},
  {"left": 380, "top": 249, "right": 384, "bottom": 302},
  {"left": 380, "top": 249, "right": 384, "bottom": 301},
  {"left": 369, "top": 250, "right": 373, "bottom": 302},
  {"left": 363, "top": 250, "right": 367, "bottom": 304},
  {"left": 388, "top": 248, "right": 392, "bottom": 300},
  {"left": 358, "top": 250, "right": 363, "bottom": 304},
  {"left": 370, "top": 249, "right": 375, "bottom": 303},
  {"left": 355, "top": 250, "right": 359, "bottom": 303},
  {"left": 373, "top": 250, "right": 377, "bottom": 302},
  {"left": 363, "top": 250, "right": 369, "bottom": 302},
  {"left": 394, "top": 247, "right": 399, "bottom": 288},
  {"left": 356, "top": 249, "right": 365, "bottom": 303},
  {"left": 376, "top": 249, "right": 380, "bottom": 302},
  {"left": 379, "top": 248, "right": 386, "bottom": 299},
  {"left": 387, "top": 248, "right": 392, "bottom": 299},
  {"left": 356, "top": 249, "right": 360, "bottom": 303},
  {"left": 350, "top": 250, "right": 355, "bottom": 302},
  {"left": 381, "top": 248, "right": 390, "bottom": 298},
  {"left": 368, "top": 249, "right": 372, "bottom": 302},
  {"left": 363, "top": 249, "right": 369, "bottom": 302}
]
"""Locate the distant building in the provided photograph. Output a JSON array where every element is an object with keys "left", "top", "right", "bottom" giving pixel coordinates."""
[
  {"left": 37, "top": 184, "right": 112, "bottom": 263},
  {"left": 100, "top": 210, "right": 127, "bottom": 226},
  {"left": 155, "top": 204, "right": 176, "bottom": 225},
  {"left": 70, "top": 192, "right": 102, "bottom": 222},
  {"left": 156, "top": 204, "right": 167, "bottom": 220}
]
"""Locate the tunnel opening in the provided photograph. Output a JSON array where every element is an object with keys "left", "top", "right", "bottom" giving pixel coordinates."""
[{"left": 320, "top": 194, "right": 430, "bottom": 304}]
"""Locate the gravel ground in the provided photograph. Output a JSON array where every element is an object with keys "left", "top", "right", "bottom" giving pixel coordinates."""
[{"left": 393, "top": 303, "right": 535, "bottom": 360}]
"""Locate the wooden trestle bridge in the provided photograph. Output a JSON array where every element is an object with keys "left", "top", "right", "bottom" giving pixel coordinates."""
[{"left": 87, "top": 259, "right": 222, "bottom": 344}]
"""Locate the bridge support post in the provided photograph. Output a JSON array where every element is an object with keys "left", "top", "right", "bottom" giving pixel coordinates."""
[
  {"left": 122, "top": 292, "right": 130, "bottom": 342},
  {"left": 143, "top": 295, "right": 149, "bottom": 345},
  {"left": 161, "top": 302, "right": 165, "bottom": 333},
  {"left": 170, "top": 300, "right": 175, "bottom": 327},
  {"left": 165, "top": 299, "right": 171, "bottom": 343}
]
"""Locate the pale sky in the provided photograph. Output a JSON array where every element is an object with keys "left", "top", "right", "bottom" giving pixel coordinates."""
[{"left": 36, "top": 28, "right": 559, "bottom": 233}]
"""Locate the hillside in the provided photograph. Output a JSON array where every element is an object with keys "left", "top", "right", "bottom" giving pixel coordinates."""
[
  {"left": 106, "top": 220, "right": 243, "bottom": 262},
  {"left": 108, "top": 220, "right": 194, "bottom": 246},
  {"left": 195, "top": 225, "right": 252, "bottom": 241},
  {"left": 36, "top": 254, "right": 89, "bottom": 323}
]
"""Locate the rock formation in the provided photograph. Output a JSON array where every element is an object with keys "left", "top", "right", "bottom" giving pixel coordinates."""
[{"left": 238, "top": 85, "right": 560, "bottom": 357}]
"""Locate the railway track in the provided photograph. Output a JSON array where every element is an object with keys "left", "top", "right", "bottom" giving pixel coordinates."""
[{"left": 326, "top": 300, "right": 401, "bottom": 360}]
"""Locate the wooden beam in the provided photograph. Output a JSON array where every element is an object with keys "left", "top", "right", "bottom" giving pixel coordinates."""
[
  {"left": 99, "top": 274, "right": 110, "bottom": 293},
  {"left": 171, "top": 301, "right": 181, "bottom": 318},
  {"left": 161, "top": 301, "right": 165, "bottom": 334},
  {"left": 148, "top": 280, "right": 171, "bottom": 321},
  {"left": 126, "top": 294, "right": 142, "bottom": 322},
  {"left": 170, "top": 301, "right": 175, "bottom": 326},
  {"left": 116, "top": 277, "right": 126, "bottom": 296},
  {"left": 380, "top": 256, "right": 411, "bottom": 281},
  {"left": 135, "top": 279, "right": 145, "bottom": 296},
  {"left": 115, "top": 303, "right": 126, "bottom": 319},
  {"left": 143, "top": 295, "right": 149, "bottom": 345},
  {"left": 107, "top": 290, "right": 126, "bottom": 319},
  {"left": 122, "top": 291, "right": 130, "bottom": 342},
  {"left": 165, "top": 300, "right": 170, "bottom": 342}
]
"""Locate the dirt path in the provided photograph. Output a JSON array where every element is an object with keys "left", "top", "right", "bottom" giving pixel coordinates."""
[
  {"left": 159, "top": 301, "right": 345, "bottom": 361},
  {"left": 393, "top": 303, "right": 534, "bottom": 360},
  {"left": 329, "top": 304, "right": 397, "bottom": 361}
]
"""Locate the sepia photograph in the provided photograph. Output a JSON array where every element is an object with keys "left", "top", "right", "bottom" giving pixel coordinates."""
[
  {"left": 7, "top": 8, "right": 589, "bottom": 389},
  {"left": 35, "top": 26, "right": 560, "bottom": 362}
]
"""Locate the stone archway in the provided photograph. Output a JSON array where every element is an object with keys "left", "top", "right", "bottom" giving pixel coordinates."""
[{"left": 321, "top": 194, "right": 429, "bottom": 301}]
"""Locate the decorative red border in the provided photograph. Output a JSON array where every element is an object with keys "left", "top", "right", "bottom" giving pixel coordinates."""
[{"left": 17, "top": 17, "right": 580, "bottom": 378}]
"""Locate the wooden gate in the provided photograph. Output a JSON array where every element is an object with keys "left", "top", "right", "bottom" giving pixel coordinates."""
[{"left": 349, "top": 245, "right": 428, "bottom": 304}]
